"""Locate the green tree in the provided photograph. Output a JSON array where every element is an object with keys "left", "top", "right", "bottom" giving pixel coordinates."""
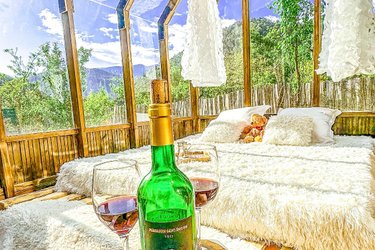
[
  {"left": 84, "top": 88, "right": 114, "bottom": 127},
  {"left": 1, "top": 42, "right": 92, "bottom": 133}
]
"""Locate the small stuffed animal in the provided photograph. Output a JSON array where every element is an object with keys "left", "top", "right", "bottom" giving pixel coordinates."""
[{"left": 240, "top": 114, "right": 268, "bottom": 143}]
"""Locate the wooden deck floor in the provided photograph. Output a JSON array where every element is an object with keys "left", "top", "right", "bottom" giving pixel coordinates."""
[{"left": 0, "top": 187, "right": 293, "bottom": 250}]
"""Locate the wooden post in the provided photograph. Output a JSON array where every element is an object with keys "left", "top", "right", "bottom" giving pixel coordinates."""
[
  {"left": 158, "top": 0, "right": 181, "bottom": 103},
  {"left": 312, "top": 0, "right": 321, "bottom": 107},
  {"left": 0, "top": 108, "right": 14, "bottom": 197},
  {"left": 59, "top": 0, "right": 89, "bottom": 157},
  {"left": 117, "top": 0, "right": 139, "bottom": 148},
  {"left": 242, "top": 0, "right": 251, "bottom": 107},
  {"left": 190, "top": 82, "right": 199, "bottom": 132}
]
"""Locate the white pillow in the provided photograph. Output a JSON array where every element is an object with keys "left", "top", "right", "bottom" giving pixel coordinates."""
[
  {"left": 200, "top": 120, "right": 248, "bottom": 143},
  {"left": 215, "top": 105, "right": 270, "bottom": 122},
  {"left": 200, "top": 105, "right": 271, "bottom": 143},
  {"left": 277, "top": 107, "right": 341, "bottom": 144},
  {"left": 263, "top": 115, "right": 314, "bottom": 146}
]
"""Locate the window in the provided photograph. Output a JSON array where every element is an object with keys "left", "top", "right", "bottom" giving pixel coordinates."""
[
  {"left": 250, "top": 0, "right": 314, "bottom": 113},
  {"left": 73, "top": 0, "right": 127, "bottom": 127},
  {"left": 0, "top": 1, "right": 74, "bottom": 134},
  {"left": 168, "top": 0, "right": 191, "bottom": 118},
  {"left": 319, "top": 1, "right": 375, "bottom": 112},
  {"left": 199, "top": 0, "right": 244, "bottom": 116},
  {"left": 130, "top": 1, "right": 166, "bottom": 122}
]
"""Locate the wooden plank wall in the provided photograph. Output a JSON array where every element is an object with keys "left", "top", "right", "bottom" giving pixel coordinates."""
[
  {"left": 0, "top": 188, "right": 4, "bottom": 200},
  {"left": 86, "top": 125, "right": 131, "bottom": 157},
  {"left": 5, "top": 130, "right": 78, "bottom": 196},
  {"left": 0, "top": 118, "right": 196, "bottom": 198},
  {"left": 137, "top": 118, "right": 195, "bottom": 148},
  {"left": 199, "top": 112, "right": 375, "bottom": 137}
]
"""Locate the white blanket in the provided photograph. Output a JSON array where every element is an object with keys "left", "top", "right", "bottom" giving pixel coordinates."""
[
  {"left": 55, "top": 136, "right": 375, "bottom": 249},
  {"left": 0, "top": 200, "right": 254, "bottom": 250}
]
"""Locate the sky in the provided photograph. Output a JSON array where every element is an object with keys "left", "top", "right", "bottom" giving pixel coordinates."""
[{"left": 0, "top": 0, "right": 276, "bottom": 76}]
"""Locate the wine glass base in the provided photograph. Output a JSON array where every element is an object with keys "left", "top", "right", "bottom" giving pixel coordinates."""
[{"left": 200, "top": 239, "right": 227, "bottom": 250}]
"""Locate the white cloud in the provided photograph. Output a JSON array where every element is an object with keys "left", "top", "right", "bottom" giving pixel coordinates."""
[
  {"left": 107, "top": 13, "right": 118, "bottom": 25},
  {"left": 38, "top": 8, "right": 159, "bottom": 68},
  {"left": 131, "top": 45, "right": 159, "bottom": 66},
  {"left": 168, "top": 23, "right": 187, "bottom": 57},
  {"left": 265, "top": 15, "right": 280, "bottom": 22},
  {"left": 38, "top": 9, "right": 63, "bottom": 38},
  {"left": 139, "top": 22, "right": 158, "bottom": 33},
  {"left": 221, "top": 19, "right": 237, "bottom": 28},
  {"left": 99, "top": 27, "right": 115, "bottom": 39},
  {"left": 132, "top": 0, "right": 164, "bottom": 15}
]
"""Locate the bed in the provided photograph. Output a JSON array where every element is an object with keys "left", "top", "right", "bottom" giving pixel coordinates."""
[{"left": 1, "top": 134, "right": 374, "bottom": 249}]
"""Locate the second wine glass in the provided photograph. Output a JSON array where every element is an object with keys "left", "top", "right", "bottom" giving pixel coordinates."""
[
  {"left": 92, "top": 158, "right": 141, "bottom": 250},
  {"left": 177, "top": 143, "right": 220, "bottom": 249}
]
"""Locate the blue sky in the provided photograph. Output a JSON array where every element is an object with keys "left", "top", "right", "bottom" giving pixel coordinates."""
[{"left": 0, "top": 0, "right": 275, "bottom": 76}]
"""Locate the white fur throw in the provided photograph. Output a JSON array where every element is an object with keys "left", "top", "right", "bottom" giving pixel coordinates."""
[
  {"left": 0, "top": 200, "right": 255, "bottom": 250},
  {"left": 263, "top": 115, "right": 314, "bottom": 146},
  {"left": 54, "top": 135, "right": 375, "bottom": 250}
]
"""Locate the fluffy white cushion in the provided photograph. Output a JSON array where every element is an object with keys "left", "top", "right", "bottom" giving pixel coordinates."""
[
  {"left": 201, "top": 105, "right": 270, "bottom": 143},
  {"left": 263, "top": 115, "right": 314, "bottom": 146},
  {"left": 278, "top": 107, "right": 341, "bottom": 144}
]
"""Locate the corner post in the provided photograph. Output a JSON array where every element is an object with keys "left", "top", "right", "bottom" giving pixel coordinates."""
[
  {"left": 312, "top": 0, "right": 321, "bottom": 107},
  {"left": 190, "top": 83, "right": 199, "bottom": 132},
  {"left": 117, "top": 0, "right": 139, "bottom": 148},
  {"left": 158, "top": 0, "right": 181, "bottom": 103},
  {"left": 59, "top": 0, "right": 89, "bottom": 157},
  {"left": 0, "top": 107, "right": 14, "bottom": 197},
  {"left": 242, "top": 0, "right": 251, "bottom": 107}
]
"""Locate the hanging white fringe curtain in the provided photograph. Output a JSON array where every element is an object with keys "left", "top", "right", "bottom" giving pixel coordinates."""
[
  {"left": 181, "top": 0, "right": 226, "bottom": 87},
  {"left": 317, "top": 0, "right": 375, "bottom": 82}
]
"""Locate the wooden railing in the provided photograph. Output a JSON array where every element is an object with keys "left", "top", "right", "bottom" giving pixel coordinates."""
[{"left": 199, "top": 112, "right": 375, "bottom": 136}]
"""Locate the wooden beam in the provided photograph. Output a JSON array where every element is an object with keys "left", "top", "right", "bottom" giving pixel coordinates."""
[
  {"left": 0, "top": 187, "right": 54, "bottom": 210},
  {"left": 190, "top": 82, "right": 199, "bottom": 132},
  {"left": 0, "top": 107, "right": 14, "bottom": 197},
  {"left": 242, "top": 0, "right": 251, "bottom": 107},
  {"left": 158, "top": 0, "right": 181, "bottom": 103},
  {"left": 312, "top": 0, "right": 321, "bottom": 107},
  {"left": 117, "top": 0, "right": 139, "bottom": 148},
  {"left": 59, "top": 0, "right": 89, "bottom": 157},
  {"left": 6, "top": 129, "right": 78, "bottom": 142}
]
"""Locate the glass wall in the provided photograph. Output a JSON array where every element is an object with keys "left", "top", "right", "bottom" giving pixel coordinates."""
[
  {"left": 168, "top": 0, "right": 191, "bottom": 117},
  {"left": 199, "top": 0, "right": 244, "bottom": 116},
  {"left": 0, "top": 1, "right": 74, "bottom": 135},
  {"left": 319, "top": 1, "right": 375, "bottom": 112},
  {"left": 250, "top": 0, "right": 314, "bottom": 113},
  {"left": 73, "top": 0, "right": 127, "bottom": 127},
  {"left": 130, "top": 1, "right": 166, "bottom": 122}
]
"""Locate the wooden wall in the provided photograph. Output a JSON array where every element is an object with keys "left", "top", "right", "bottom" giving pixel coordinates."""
[{"left": 0, "top": 117, "right": 197, "bottom": 198}]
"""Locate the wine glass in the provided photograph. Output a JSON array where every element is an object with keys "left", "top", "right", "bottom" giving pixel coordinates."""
[
  {"left": 177, "top": 142, "right": 220, "bottom": 249},
  {"left": 92, "top": 158, "right": 140, "bottom": 250}
]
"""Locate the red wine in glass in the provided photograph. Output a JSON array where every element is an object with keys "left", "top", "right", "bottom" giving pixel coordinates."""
[
  {"left": 96, "top": 196, "right": 138, "bottom": 236},
  {"left": 190, "top": 177, "right": 219, "bottom": 208}
]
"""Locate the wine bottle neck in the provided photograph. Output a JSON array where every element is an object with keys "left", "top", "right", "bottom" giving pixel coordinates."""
[{"left": 151, "top": 144, "right": 177, "bottom": 173}]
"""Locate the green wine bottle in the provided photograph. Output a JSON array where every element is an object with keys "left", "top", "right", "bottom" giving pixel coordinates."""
[{"left": 138, "top": 80, "right": 196, "bottom": 250}]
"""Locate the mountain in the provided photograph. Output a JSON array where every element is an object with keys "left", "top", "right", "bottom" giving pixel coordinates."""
[{"left": 85, "top": 64, "right": 153, "bottom": 95}]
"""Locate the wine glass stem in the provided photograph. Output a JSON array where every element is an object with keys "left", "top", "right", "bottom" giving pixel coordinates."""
[
  {"left": 120, "top": 235, "right": 130, "bottom": 250},
  {"left": 196, "top": 208, "right": 202, "bottom": 247}
]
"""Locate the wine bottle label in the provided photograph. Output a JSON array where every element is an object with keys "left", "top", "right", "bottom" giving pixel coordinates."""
[{"left": 144, "top": 216, "right": 193, "bottom": 250}]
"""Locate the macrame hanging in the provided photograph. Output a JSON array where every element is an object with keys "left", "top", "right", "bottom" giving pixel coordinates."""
[
  {"left": 181, "top": 0, "right": 226, "bottom": 87},
  {"left": 317, "top": 0, "right": 375, "bottom": 82}
]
